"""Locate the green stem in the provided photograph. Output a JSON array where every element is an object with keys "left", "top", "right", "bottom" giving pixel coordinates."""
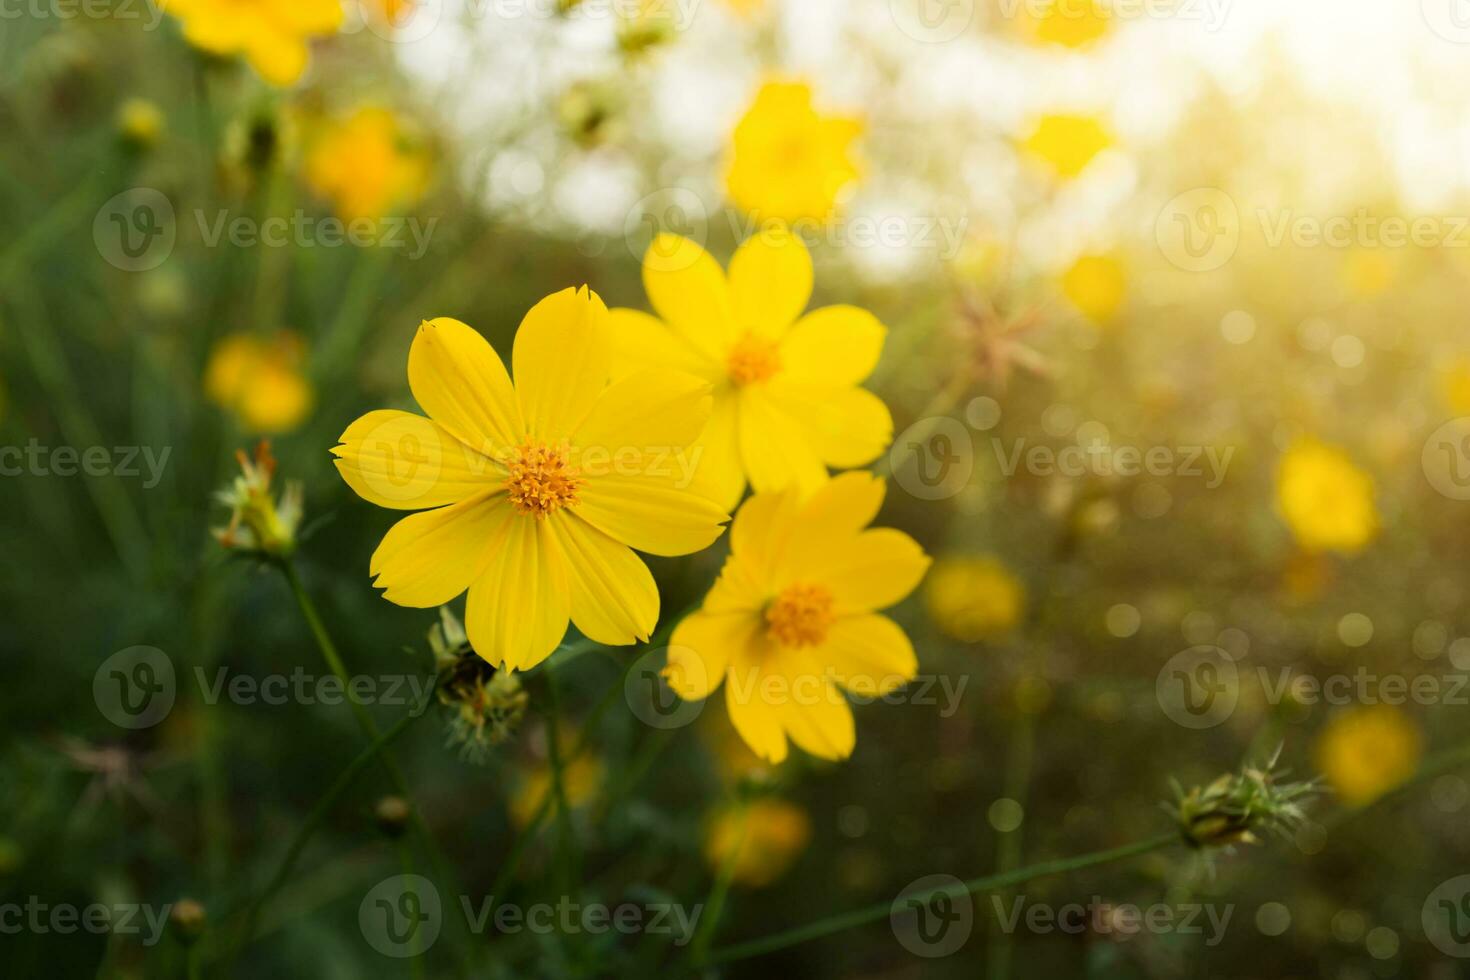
[
  {"left": 543, "top": 663, "right": 578, "bottom": 894},
  {"left": 687, "top": 799, "right": 749, "bottom": 966},
  {"left": 704, "top": 833, "right": 1180, "bottom": 966}
]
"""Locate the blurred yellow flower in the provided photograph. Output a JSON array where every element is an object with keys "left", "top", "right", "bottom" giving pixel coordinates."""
[
  {"left": 721, "top": 0, "right": 765, "bottom": 15},
  {"left": 159, "top": 0, "right": 342, "bottom": 87},
  {"left": 205, "top": 332, "right": 313, "bottom": 434},
  {"left": 1275, "top": 439, "right": 1378, "bottom": 555},
  {"left": 1314, "top": 706, "right": 1421, "bottom": 807},
  {"left": 304, "top": 107, "right": 430, "bottom": 222},
  {"left": 117, "top": 98, "right": 164, "bottom": 149},
  {"left": 705, "top": 799, "right": 811, "bottom": 888},
  {"left": 1022, "top": 0, "right": 1112, "bottom": 48},
  {"left": 509, "top": 754, "right": 604, "bottom": 828},
  {"left": 924, "top": 555, "right": 1025, "bottom": 641},
  {"left": 1340, "top": 248, "right": 1398, "bottom": 298},
  {"left": 1439, "top": 356, "right": 1470, "bottom": 414},
  {"left": 332, "top": 289, "right": 729, "bottom": 671},
  {"left": 1022, "top": 113, "right": 1112, "bottom": 179},
  {"left": 726, "top": 81, "right": 862, "bottom": 223},
  {"left": 665, "top": 473, "right": 930, "bottom": 763},
  {"left": 1061, "top": 253, "right": 1126, "bottom": 325},
  {"left": 611, "top": 230, "right": 892, "bottom": 508}
]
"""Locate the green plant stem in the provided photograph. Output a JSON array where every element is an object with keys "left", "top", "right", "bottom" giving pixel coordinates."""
[
  {"left": 687, "top": 799, "right": 749, "bottom": 966},
  {"left": 187, "top": 947, "right": 203, "bottom": 980},
  {"left": 705, "top": 832, "right": 1180, "bottom": 966},
  {"left": 542, "top": 663, "right": 578, "bottom": 894}
]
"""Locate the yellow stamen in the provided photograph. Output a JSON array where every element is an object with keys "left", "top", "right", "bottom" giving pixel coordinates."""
[
  {"left": 727, "top": 332, "right": 782, "bottom": 385},
  {"left": 764, "top": 583, "right": 836, "bottom": 648},
  {"left": 506, "top": 443, "right": 581, "bottom": 517}
]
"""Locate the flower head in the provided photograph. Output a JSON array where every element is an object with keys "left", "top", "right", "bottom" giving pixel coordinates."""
[
  {"left": 304, "top": 106, "right": 430, "bottom": 222},
  {"left": 1314, "top": 705, "right": 1421, "bottom": 807},
  {"left": 726, "top": 81, "right": 862, "bottom": 223},
  {"left": 1275, "top": 439, "right": 1378, "bottom": 555},
  {"left": 925, "top": 555, "right": 1025, "bottom": 641},
  {"left": 664, "top": 473, "right": 930, "bottom": 763},
  {"left": 205, "top": 331, "right": 314, "bottom": 434},
  {"left": 429, "top": 608, "right": 528, "bottom": 760},
  {"left": 611, "top": 230, "right": 892, "bottom": 508},
  {"left": 332, "top": 288, "right": 729, "bottom": 671},
  {"left": 159, "top": 0, "right": 342, "bottom": 87},
  {"left": 212, "top": 441, "right": 304, "bottom": 558},
  {"left": 1021, "top": 113, "right": 1113, "bottom": 179},
  {"left": 1169, "top": 749, "right": 1318, "bottom": 850},
  {"left": 704, "top": 798, "right": 811, "bottom": 888}
]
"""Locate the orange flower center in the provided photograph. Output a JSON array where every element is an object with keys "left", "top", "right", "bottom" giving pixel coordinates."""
[
  {"left": 506, "top": 443, "right": 581, "bottom": 517},
  {"left": 764, "top": 583, "right": 836, "bottom": 648},
  {"left": 727, "top": 332, "right": 782, "bottom": 385}
]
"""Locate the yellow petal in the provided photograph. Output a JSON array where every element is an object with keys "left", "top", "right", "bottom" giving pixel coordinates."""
[
  {"left": 774, "top": 672, "right": 855, "bottom": 761},
  {"left": 573, "top": 472, "right": 728, "bottom": 557},
  {"left": 642, "top": 235, "right": 737, "bottom": 358},
  {"left": 464, "top": 518, "right": 569, "bottom": 671},
  {"left": 727, "top": 227, "right": 813, "bottom": 334},
  {"left": 728, "top": 485, "right": 802, "bottom": 584},
  {"left": 571, "top": 369, "right": 712, "bottom": 458},
  {"left": 408, "top": 317, "right": 525, "bottom": 457},
  {"left": 549, "top": 513, "right": 659, "bottom": 646},
  {"left": 724, "top": 657, "right": 789, "bottom": 764},
  {"left": 766, "top": 383, "right": 892, "bottom": 469},
  {"left": 512, "top": 287, "right": 613, "bottom": 442},
  {"left": 802, "top": 528, "right": 931, "bottom": 613},
  {"left": 737, "top": 388, "right": 829, "bottom": 495},
  {"left": 333, "top": 409, "right": 501, "bottom": 510},
  {"left": 821, "top": 614, "right": 918, "bottom": 696},
  {"left": 704, "top": 555, "right": 770, "bottom": 615},
  {"left": 369, "top": 492, "right": 513, "bottom": 607},
  {"left": 792, "top": 471, "right": 886, "bottom": 548},
  {"left": 606, "top": 307, "right": 720, "bottom": 382},
  {"left": 685, "top": 393, "right": 746, "bottom": 511},
  {"left": 779, "top": 306, "right": 885, "bottom": 385},
  {"left": 244, "top": 35, "right": 308, "bottom": 87},
  {"left": 666, "top": 610, "right": 757, "bottom": 700}
]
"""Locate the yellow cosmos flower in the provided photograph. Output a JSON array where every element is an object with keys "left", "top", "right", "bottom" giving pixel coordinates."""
[
  {"left": 159, "top": 0, "right": 342, "bottom": 87},
  {"left": 332, "top": 288, "right": 729, "bottom": 672},
  {"left": 924, "top": 555, "right": 1025, "bottom": 641},
  {"left": 664, "top": 473, "right": 930, "bottom": 763},
  {"left": 1314, "top": 706, "right": 1421, "bottom": 807},
  {"left": 1275, "top": 439, "right": 1378, "bottom": 555},
  {"left": 509, "top": 754, "right": 604, "bottom": 828},
  {"left": 610, "top": 230, "right": 893, "bottom": 509},
  {"left": 1061, "top": 253, "right": 1126, "bottom": 325},
  {"left": 304, "top": 107, "right": 430, "bottom": 223},
  {"left": 704, "top": 799, "right": 811, "bottom": 888},
  {"left": 205, "top": 332, "right": 314, "bottom": 434},
  {"left": 1021, "top": 113, "right": 1113, "bottom": 179},
  {"left": 1022, "top": 0, "right": 1111, "bottom": 48},
  {"left": 726, "top": 81, "right": 862, "bottom": 223}
]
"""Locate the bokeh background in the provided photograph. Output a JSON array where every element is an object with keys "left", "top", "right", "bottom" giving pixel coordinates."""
[{"left": 7, "top": 0, "right": 1470, "bottom": 976}]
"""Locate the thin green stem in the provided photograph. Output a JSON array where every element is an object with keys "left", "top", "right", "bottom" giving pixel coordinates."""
[
  {"left": 688, "top": 799, "right": 749, "bottom": 966},
  {"left": 705, "top": 833, "right": 1180, "bottom": 966},
  {"left": 542, "top": 663, "right": 578, "bottom": 894}
]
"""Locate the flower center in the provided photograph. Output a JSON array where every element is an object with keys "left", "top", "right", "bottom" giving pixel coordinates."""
[
  {"left": 727, "top": 332, "right": 782, "bottom": 385},
  {"left": 764, "top": 583, "right": 836, "bottom": 648},
  {"left": 505, "top": 442, "right": 581, "bottom": 517}
]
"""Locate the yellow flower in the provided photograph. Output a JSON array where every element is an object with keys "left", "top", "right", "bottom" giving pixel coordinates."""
[
  {"left": 205, "top": 332, "right": 314, "bottom": 434},
  {"left": 1021, "top": 113, "right": 1112, "bottom": 179},
  {"left": 304, "top": 107, "right": 430, "bottom": 223},
  {"left": 721, "top": 0, "right": 765, "bottom": 14},
  {"left": 1438, "top": 356, "right": 1470, "bottom": 414},
  {"left": 726, "top": 81, "right": 862, "bottom": 223},
  {"left": 159, "top": 0, "right": 342, "bottom": 87},
  {"left": 509, "top": 754, "right": 604, "bottom": 828},
  {"left": 1340, "top": 248, "right": 1398, "bottom": 298},
  {"left": 1275, "top": 439, "right": 1378, "bottom": 555},
  {"left": 1022, "top": 0, "right": 1111, "bottom": 48},
  {"left": 610, "top": 230, "right": 892, "bottom": 509},
  {"left": 332, "top": 288, "right": 729, "bottom": 671},
  {"left": 704, "top": 799, "right": 811, "bottom": 888},
  {"left": 924, "top": 556, "right": 1025, "bottom": 641},
  {"left": 664, "top": 473, "right": 930, "bottom": 763},
  {"left": 117, "top": 98, "right": 165, "bottom": 149},
  {"left": 1314, "top": 706, "right": 1421, "bottom": 807},
  {"left": 1061, "top": 253, "right": 1126, "bottom": 325}
]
